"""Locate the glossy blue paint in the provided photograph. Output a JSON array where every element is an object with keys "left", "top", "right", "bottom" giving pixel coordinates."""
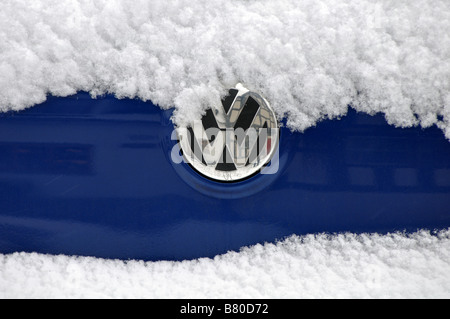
[{"left": 0, "top": 93, "right": 449, "bottom": 261}]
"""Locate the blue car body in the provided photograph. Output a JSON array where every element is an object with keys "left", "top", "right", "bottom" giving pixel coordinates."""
[{"left": 0, "top": 93, "right": 449, "bottom": 261}]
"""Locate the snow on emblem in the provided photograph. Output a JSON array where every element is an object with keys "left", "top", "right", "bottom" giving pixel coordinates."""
[{"left": 176, "top": 84, "right": 279, "bottom": 182}]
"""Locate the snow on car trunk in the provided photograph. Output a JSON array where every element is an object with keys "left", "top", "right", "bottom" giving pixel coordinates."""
[
  {"left": 1, "top": 230, "right": 449, "bottom": 298},
  {"left": 1, "top": 0, "right": 449, "bottom": 137}
]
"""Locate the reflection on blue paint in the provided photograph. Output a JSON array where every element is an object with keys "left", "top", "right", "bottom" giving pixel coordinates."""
[{"left": 0, "top": 93, "right": 449, "bottom": 261}]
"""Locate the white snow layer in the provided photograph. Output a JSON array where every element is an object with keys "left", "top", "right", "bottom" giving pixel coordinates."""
[
  {"left": 1, "top": 229, "right": 450, "bottom": 299},
  {"left": 1, "top": 0, "right": 450, "bottom": 137}
]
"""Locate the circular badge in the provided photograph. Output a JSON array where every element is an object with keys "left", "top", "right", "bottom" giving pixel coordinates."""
[{"left": 177, "top": 84, "right": 279, "bottom": 182}]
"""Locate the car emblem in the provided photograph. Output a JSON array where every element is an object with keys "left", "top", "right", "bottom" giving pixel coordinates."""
[{"left": 176, "top": 84, "right": 279, "bottom": 182}]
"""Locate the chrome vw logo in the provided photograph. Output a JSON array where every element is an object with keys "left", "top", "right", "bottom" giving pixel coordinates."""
[{"left": 176, "top": 84, "right": 279, "bottom": 182}]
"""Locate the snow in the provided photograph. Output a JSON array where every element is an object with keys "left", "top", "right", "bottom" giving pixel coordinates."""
[
  {"left": 1, "top": 229, "right": 450, "bottom": 299},
  {"left": 1, "top": 0, "right": 450, "bottom": 138}
]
